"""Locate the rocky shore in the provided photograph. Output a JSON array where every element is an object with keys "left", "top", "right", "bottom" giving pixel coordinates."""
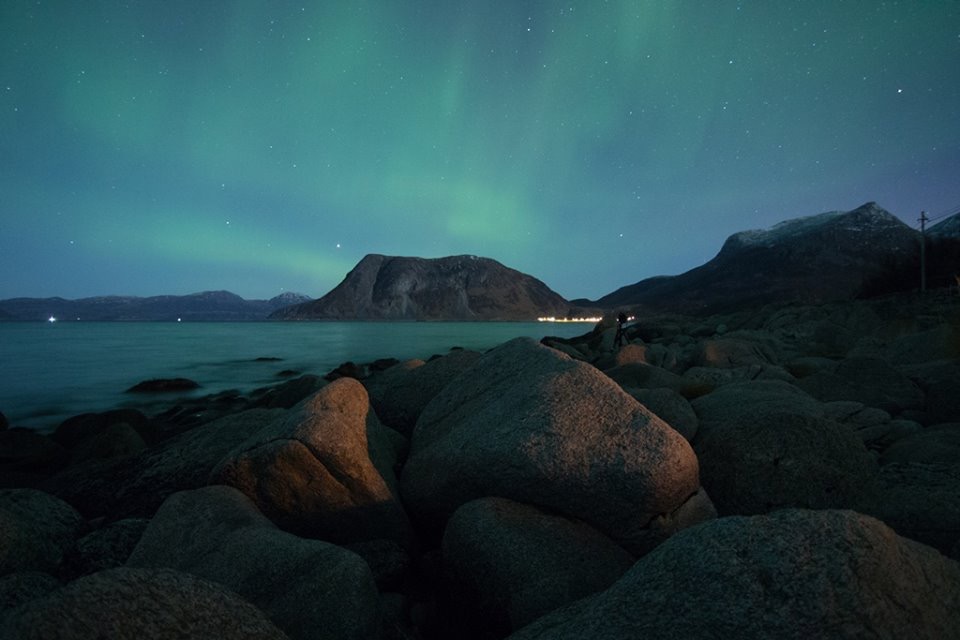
[{"left": 2, "top": 291, "right": 959, "bottom": 639}]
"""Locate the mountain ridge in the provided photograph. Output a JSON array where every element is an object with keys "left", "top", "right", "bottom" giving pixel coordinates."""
[{"left": 0, "top": 291, "right": 312, "bottom": 322}]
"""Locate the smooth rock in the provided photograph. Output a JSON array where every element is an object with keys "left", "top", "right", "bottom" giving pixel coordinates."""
[
  {"left": 695, "top": 412, "right": 877, "bottom": 515},
  {"left": 880, "top": 423, "right": 960, "bottom": 465},
  {"left": 691, "top": 379, "right": 824, "bottom": 443},
  {"left": 626, "top": 387, "right": 698, "bottom": 441},
  {"left": 507, "top": 510, "right": 960, "bottom": 640},
  {"left": 364, "top": 349, "right": 482, "bottom": 436},
  {"left": 127, "top": 485, "right": 380, "bottom": 640},
  {"left": 0, "top": 489, "right": 83, "bottom": 577},
  {"left": 442, "top": 497, "right": 635, "bottom": 635},
  {"left": 212, "top": 378, "right": 414, "bottom": 546},
  {"left": 1, "top": 567, "right": 289, "bottom": 639},
  {"left": 60, "top": 518, "right": 149, "bottom": 580},
  {"left": 402, "top": 337, "right": 706, "bottom": 555}
]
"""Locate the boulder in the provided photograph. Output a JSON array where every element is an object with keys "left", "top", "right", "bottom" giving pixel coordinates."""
[
  {"left": 441, "top": 497, "right": 635, "bottom": 636},
  {"left": 60, "top": 518, "right": 149, "bottom": 580},
  {"left": 0, "top": 489, "right": 84, "bottom": 577},
  {"left": 0, "top": 567, "right": 289, "bottom": 639},
  {"left": 603, "top": 361, "right": 685, "bottom": 392},
  {"left": 0, "top": 571, "right": 60, "bottom": 616},
  {"left": 880, "top": 423, "right": 960, "bottom": 465},
  {"left": 211, "top": 378, "right": 414, "bottom": 547},
  {"left": 401, "top": 337, "right": 707, "bottom": 555},
  {"left": 680, "top": 364, "right": 795, "bottom": 388},
  {"left": 695, "top": 412, "right": 877, "bottom": 516},
  {"left": 507, "top": 510, "right": 960, "bottom": 640},
  {"left": 53, "top": 409, "right": 157, "bottom": 449},
  {"left": 857, "top": 462, "right": 960, "bottom": 553},
  {"left": 0, "top": 428, "right": 69, "bottom": 482},
  {"left": 690, "top": 379, "right": 824, "bottom": 443},
  {"left": 68, "top": 421, "right": 147, "bottom": 464},
  {"left": 796, "top": 355, "right": 924, "bottom": 414},
  {"left": 694, "top": 337, "right": 774, "bottom": 368},
  {"left": 626, "top": 387, "right": 698, "bottom": 441},
  {"left": 126, "top": 485, "right": 379, "bottom": 640},
  {"left": 249, "top": 374, "right": 326, "bottom": 409},
  {"left": 125, "top": 377, "right": 200, "bottom": 393},
  {"left": 42, "top": 408, "right": 283, "bottom": 519},
  {"left": 364, "top": 349, "right": 482, "bottom": 435}
]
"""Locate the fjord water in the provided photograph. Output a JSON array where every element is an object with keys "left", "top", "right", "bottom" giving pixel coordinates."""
[{"left": 0, "top": 321, "right": 591, "bottom": 432}]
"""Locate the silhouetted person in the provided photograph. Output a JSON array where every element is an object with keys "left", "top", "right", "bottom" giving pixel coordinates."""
[{"left": 615, "top": 312, "right": 627, "bottom": 348}]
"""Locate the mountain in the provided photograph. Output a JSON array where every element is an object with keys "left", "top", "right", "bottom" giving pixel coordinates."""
[
  {"left": 928, "top": 211, "right": 960, "bottom": 238},
  {"left": 596, "top": 202, "right": 920, "bottom": 314},
  {"left": 0, "top": 291, "right": 312, "bottom": 322},
  {"left": 272, "top": 254, "right": 574, "bottom": 321}
]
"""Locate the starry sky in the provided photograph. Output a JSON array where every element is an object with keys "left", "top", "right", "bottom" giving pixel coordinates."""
[{"left": 2, "top": 1, "right": 959, "bottom": 301}]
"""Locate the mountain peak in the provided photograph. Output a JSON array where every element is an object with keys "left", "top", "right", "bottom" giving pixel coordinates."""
[{"left": 272, "top": 254, "right": 572, "bottom": 321}]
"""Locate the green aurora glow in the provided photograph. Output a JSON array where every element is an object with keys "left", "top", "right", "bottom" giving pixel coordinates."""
[{"left": 2, "top": 1, "right": 958, "bottom": 300}]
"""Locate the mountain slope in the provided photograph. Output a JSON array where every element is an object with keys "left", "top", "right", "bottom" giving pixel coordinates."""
[
  {"left": 272, "top": 254, "right": 573, "bottom": 321},
  {"left": 597, "top": 202, "right": 919, "bottom": 314}
]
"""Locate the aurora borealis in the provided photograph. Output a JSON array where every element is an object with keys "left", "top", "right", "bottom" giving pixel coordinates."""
[{"left": 2, "top": 1, "right": 958, "bottom": 301}]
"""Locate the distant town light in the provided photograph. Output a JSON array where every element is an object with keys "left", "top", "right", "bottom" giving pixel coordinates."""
[
  {"left": 537, "top": 316, "right": 602, "bottom": 323},
  {"left": 48, "top": 316, "right": 56, "bottom": 323}
]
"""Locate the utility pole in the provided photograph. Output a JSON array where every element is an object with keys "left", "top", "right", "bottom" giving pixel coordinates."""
[{"left": 918, "top": 210, "right": 929, "bottom": 292}]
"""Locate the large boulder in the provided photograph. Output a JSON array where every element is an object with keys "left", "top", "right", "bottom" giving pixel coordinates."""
[
  {"left": 59, "top": 518, "right": 149, "bottom": 580},
  {"left": 401, "top": 337, "right": 709, "bottom": 555},
  {"left": 691, "top": 379, "right": 824, "bottom": 443},
  {"left": 42, "top": 408, "right": 284, "bottom": 519},
  {"left": 857, "top": 462, "right": 960, "bottom": 554},
  {"left": 364, "top": 349, "right": 482, "bottom": 435},
  {"left": 0, "top": 489, "right": 84, "bottom": 577},
  {"left": 211, "top": 378, "right": 414, "bottom": 546},
  {"left": 626, "top": 387, "right": 698, "bottom": 441},
  {"left": 126, "top": 485, "right": 380, "bottom": 640},
  {"left": 693, "top": 337, "right": 775, "bottom": 368},
  {"left": 0, "top": 571, "right": 61, "bottom": 616},
  {"left": 880, "top": 423, "right": 960, "bottom": 465},
  {"left": 507, "top": 510, "right": 960, "bottom": 640},
  {"left": 441, "top": 497, "right": 635, "bottom": 636},
  {"left": 796, "top": 355, "right": 924, "bottom": 414},
  {"left": 695, "top": 412, "right": 877, "bottom": 515},
  {"left": 0, "top": 567, "right": 289, "bottom": 639}
]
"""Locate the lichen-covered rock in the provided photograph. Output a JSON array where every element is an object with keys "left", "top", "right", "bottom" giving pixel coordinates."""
[
  {"left": 695, "top": 412, "right": 877, "bottom": 515},
  {"left": 442, "top": 497, "right": 635, "bottom": 635},
  {"left": 211, "top": 378, "right": 414, "bottom": 546},
  {"left": 402, "top": 337, "right": 707, "bottom": 555},
  {"left": 0, "top": 489, "right": 83, "bottom": 577},
  {"left": 507, "top": 510, "right": 960, "bottom": 640},
  {"left": 0, "top": 567, "right": 289, "bottom": 639},
  {"left": 126, "top": 485, "right": 380, "bottom": 640}
]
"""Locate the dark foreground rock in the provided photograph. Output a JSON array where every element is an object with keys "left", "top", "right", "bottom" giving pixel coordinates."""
[
  {"left": 0, "top": 567, "right": 289, "bottom": 639},
  {"left": 507, "top": 509, "right": 960, "bottom": 640},
  {"left": 125, "top": 377, "right": 200, "bottom": 393},
  {"left": 126, "top": 485, "right": 380, "bottom": 640}
]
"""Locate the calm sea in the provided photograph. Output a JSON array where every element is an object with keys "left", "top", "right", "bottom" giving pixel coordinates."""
[{"left": 0, "top": 321, "right": 592, "bottom": 432}]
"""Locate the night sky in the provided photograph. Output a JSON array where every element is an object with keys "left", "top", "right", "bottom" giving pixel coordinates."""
[{"left": 2, "top": 1, "right": 958, "bottom": 301}]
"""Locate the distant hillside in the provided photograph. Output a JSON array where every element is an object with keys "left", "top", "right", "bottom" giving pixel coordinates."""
[
  {"left": 596, "top": 202, "right": 921, "bottom": 314},
  {"left": 929, "top": 210, "right": 960, "bottom": 238},
  {"left": 272, "top": 254, "right": 575, "bottom": 321},
  {"left": 0, "top": 291, "right": 312, "bottom": 322}
]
